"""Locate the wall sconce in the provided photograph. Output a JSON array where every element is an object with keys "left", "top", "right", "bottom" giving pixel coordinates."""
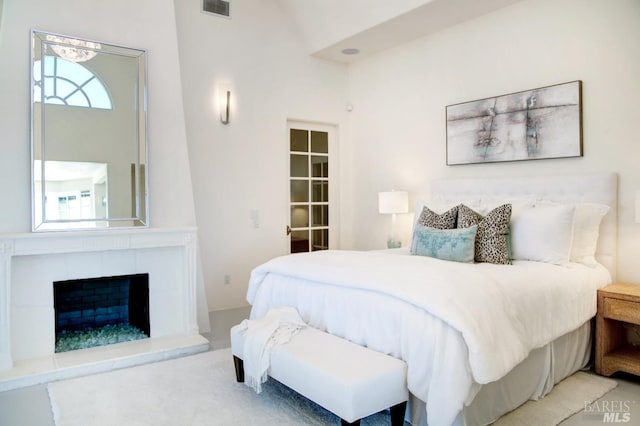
[
  {"left": 220, "top": 90, "right": 230, "bottom": 124},
  {"left": 218, "top": 84, "right": 231, "bottom": 125},
  {"left": 378, "top": 190, "right": 409, "bottom": 248}
]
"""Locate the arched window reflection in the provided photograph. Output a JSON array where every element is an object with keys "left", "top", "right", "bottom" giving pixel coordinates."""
[{"left": 33, "top": 56, "right": 112, "bottom": 110}]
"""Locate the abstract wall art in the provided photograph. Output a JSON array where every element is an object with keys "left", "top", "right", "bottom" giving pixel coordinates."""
[{"left": 446, "top": 81, "right": 582, "bottom": 165}]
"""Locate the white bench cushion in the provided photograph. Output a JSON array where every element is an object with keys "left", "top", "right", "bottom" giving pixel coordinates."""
[{"left": 231, "top": 324, "right": 408, "bottom": 423}]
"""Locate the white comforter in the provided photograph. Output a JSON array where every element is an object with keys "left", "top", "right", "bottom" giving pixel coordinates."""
[{"left": 247, "top": 249, "right": 610, "bottom": 426}]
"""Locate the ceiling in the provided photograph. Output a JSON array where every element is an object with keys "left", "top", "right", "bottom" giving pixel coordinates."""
[{"left": 276, "top": 0, "right": 525, "bottom": 63}]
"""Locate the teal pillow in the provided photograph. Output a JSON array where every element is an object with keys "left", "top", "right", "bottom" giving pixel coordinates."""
[{"left": 411, "top": 224, "right": 478, "bottom": 263}]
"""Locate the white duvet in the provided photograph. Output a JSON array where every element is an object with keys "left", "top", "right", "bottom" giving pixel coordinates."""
[{"left": 247, "top": 249, "right": 611, "bottom": 426}]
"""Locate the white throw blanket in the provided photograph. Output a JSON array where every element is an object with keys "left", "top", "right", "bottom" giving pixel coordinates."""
[
  {"left": 237, "top": 307, "right": 307, "bottom": 393},
  {"left": 248, "top": 250, "right": 610, "bottom": 385}
]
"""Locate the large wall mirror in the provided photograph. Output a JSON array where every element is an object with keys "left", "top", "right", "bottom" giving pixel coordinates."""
[{"left": 31, "top": 30, "right": 148, "bottom": 231}]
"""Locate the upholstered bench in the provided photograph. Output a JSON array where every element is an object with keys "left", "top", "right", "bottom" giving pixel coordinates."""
[{"left": 230, "top": 324, "right": 408, "bottom": 426}]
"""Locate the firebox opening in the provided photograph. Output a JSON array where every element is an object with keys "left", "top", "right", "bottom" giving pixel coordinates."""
[{"left": 53, "top": 273, "right": 150, "bottom": 353}]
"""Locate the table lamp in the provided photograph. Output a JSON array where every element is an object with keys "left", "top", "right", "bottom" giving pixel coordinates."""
[{"left": 378, "top": 191, "right": 409, "bottom": 248}]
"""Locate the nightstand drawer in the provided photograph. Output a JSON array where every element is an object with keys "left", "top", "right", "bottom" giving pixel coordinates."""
[{"left": 603, "top": 298, "right": 640, "bottom": 324}]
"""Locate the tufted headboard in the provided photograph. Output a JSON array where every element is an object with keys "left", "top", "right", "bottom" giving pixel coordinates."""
[{"left": 431, "top": 173, "right": 618, "bottom": 280}]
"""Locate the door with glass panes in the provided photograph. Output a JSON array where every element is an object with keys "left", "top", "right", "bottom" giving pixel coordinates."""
[{"left": 288, "top": 122, "right": 336, "bottom": 253}]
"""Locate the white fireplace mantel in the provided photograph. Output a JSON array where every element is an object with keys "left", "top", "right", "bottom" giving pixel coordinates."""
[{"left": 0, "top": 227, "right": 208, "bottom": 390}]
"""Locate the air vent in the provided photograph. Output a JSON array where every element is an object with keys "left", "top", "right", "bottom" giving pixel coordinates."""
[{"left": 202, "top": 0, "right": 231, "bottom": 18}]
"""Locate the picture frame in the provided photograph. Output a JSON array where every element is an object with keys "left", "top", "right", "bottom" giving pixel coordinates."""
[{"left": 446, "top": 81, "right": 582, "bottom": 165}]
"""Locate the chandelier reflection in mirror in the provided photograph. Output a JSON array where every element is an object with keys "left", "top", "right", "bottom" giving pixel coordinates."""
[
  {"left": 31, "top": 30, "right": 148, "bottom": 231},
  {"left": 45, "top": 34, "right": 101, "bottom": 63}
]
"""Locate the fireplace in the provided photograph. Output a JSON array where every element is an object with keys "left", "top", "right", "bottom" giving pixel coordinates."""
[
  {"left": 53, "top": 273, "right": 150, "bottom": 352},
  {"left": 0, "top": 228, "right": 209, "bottom": 392}
]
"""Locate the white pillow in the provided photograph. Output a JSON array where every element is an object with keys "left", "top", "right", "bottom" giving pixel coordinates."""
[
  {"left": 479, "top": 198, "right": 536, "bottom": 217},
  {"left": 510, "top": 204, "right": 576, "bottom": 265},
  {"left": 569, "top": 203, "right": 610, "bottom": 266}
]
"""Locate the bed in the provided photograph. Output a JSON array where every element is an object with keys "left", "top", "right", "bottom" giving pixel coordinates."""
[{"left": 246, "top": 173, "right": 617, "bottom": 426}]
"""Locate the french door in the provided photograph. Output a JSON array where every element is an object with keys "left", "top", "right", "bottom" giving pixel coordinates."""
[{"left": 287, "top": 121, "right": 337, "bottom": 253}]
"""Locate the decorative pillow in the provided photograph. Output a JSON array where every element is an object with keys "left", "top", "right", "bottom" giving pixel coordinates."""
[
  {"left": 426, "top": 198, "right": 482, "bottom": 214},
  {"left": 416, "top": 205, "right": 459, "bottom": 229},
  {"left": 411, "top": 224, "right": 478, "bottom": 263},
  {"left": 570, "top": 203, "right": 609, "bottom": 266},
  {"left": 510, "top": 204, "right": 576, "bottom": 265},
  {"left": 478, "top": 198, "right": 536, "bottom": 216},
  {"left": 457, "top": 204, "right": 512, "bottom": 265}
]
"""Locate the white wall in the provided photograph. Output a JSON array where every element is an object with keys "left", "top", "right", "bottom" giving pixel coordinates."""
[
  {"left": 0, "top": 0, "right": 212, "bottom": 329},
  {"left": 174, "top": 0, "right": 349, "bottom": 310},
  {"left": 275, "top": 0, "right": 430, "bottom": 53},
  {"left": 346, "top": 0, "right": 640, "bottom": 282},
  {"left": 0, "top": 0, "right": 197, "bottom": 232}
]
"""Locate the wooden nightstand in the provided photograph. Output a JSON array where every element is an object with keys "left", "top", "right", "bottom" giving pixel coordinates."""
[{"left": 595, "top": 283, "right": 640, "bottom": 376}]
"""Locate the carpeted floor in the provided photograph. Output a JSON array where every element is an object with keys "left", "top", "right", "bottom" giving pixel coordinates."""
[
  {"left": 494, "top": 371, "right": 617, "bottom": 425},
  {"left": 47, "top": 348, "right": 617, "bottom": 426}
]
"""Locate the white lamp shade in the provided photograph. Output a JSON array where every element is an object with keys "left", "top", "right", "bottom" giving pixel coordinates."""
[{"left": 378, "top": 191, "right": 409, "bottom": 214}]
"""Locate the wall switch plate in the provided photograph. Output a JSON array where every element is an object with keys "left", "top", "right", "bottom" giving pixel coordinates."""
[{"left": 250, "top": 209, "right": 260, "bottom": 229}]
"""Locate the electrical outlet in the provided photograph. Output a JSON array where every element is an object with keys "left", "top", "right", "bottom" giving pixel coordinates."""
[{"left": 223, "top": 274, "right": 231, "bottom": 285}]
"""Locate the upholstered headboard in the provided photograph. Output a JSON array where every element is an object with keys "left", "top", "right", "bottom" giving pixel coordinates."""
[{"left": 431, "top": 173, "right": 618, "bottom": 280}]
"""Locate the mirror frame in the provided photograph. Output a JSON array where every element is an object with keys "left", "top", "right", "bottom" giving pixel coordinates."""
[{"left": 30, "top": 29, "right": 149, "bottom": 231}]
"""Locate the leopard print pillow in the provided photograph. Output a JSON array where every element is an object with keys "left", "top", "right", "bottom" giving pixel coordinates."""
[
  {"left": 417, "top": 205, "right": 458, "bottom": 229},
  {"left": 457, "top": 204, "right": 512, "bottom": 264}
]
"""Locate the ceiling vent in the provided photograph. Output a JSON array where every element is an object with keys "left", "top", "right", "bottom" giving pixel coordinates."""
[{"left": 202, "top": 0, "right": 231, "bottom": 18}]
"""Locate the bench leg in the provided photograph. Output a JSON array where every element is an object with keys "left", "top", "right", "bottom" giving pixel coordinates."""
[
  {"left": 233, "top": 355, "right": 244, "bottom": 383},
  {"left": 340, "top": 400, "right": 406, "bottom": 426},
  {"left": 390, "top": 401, "right": 407, "bottom": 426}
]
